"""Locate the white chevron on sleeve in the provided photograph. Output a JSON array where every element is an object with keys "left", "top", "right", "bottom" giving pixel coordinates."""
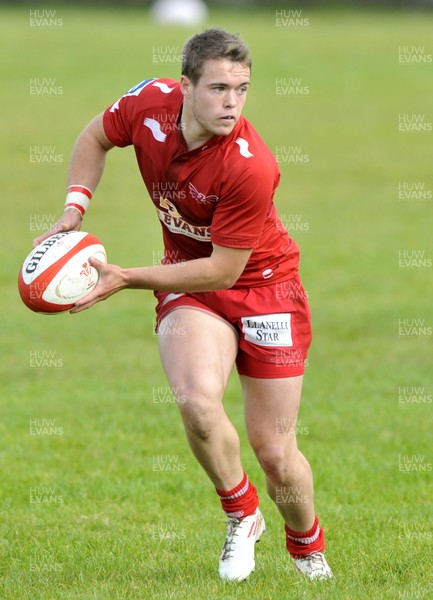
[
  {"left": 235, "top": 137, "right": 254, "bottom": 158},
  {"left": 143, "top": 118, "right": 167, "bottom": 142},
  {"left": 152, "top": 81, "right": 175, "bottom": 94}
]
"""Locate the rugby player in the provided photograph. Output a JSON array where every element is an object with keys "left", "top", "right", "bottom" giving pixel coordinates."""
[{"left": 34, "top": 28, "right": 333, "bottom": 582}]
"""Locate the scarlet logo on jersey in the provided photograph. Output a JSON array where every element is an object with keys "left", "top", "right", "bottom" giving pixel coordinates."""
[{"left": 188, "top": 182, "right": 219, "bottom": 205}]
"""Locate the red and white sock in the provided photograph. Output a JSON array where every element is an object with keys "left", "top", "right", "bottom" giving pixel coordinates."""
[
  {"left": 285, "top": 515, "right": 325, "bottom": 558},
  {"left": 215, "top": 472, "right": 259, "bottom": 519}
]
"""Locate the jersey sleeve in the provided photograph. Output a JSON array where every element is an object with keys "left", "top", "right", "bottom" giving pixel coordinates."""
[
  {"left": 103, "top": 96, "right": 135, "bottom": 148},
  {"left": 211, "top": 156, "right": 280, "bottom": 249},
  {"left": 102, "top": 78, "right": 157, "bottom": 148}
]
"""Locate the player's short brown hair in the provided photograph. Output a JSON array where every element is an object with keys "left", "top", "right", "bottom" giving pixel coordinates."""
[{"left": 182, "top": 28, "right": 251, "bottom": 85}]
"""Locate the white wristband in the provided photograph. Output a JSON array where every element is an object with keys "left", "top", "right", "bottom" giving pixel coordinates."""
[{"left": 64, "top": 185, "right": 93, "bottom": 217}]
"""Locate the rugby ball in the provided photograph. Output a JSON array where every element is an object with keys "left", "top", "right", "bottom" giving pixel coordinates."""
[{"left": 18, "top": 231, "right": 107, "bottom": 314}]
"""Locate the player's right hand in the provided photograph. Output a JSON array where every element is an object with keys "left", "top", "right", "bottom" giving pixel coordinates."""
[{"left": 33, "top": 208, "right": 82, "bottom": 248}]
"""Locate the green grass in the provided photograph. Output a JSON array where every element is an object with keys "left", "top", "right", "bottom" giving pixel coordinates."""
[{"left": 1, "top": 5, "right": 433, "bottom": 599}]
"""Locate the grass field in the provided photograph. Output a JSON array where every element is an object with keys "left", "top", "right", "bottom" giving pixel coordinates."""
[{"left": 1, "top": 4, "right": 432, "bottom": 599}]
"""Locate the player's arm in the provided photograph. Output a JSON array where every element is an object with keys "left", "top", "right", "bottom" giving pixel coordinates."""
[
  {"left": 70, "top": 244, "right": 253, "bottom": 313},
  {"left": 67, "top": 112, "right": 114, "bottom": 189},
  {"left": 33, "top": 113, "right": 114, "bottom": 247},
  {"left": 125, "top": 243, "right": 253, "bottom": 291}
]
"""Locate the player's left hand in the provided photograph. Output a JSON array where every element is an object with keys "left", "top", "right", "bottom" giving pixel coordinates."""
[{"left": 70, "top": 256, "right": 127, "bottom": 313}]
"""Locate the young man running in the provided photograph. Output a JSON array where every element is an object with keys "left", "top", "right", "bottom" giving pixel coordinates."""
[{"left": 34, "top": 28, "right": 333, "bottom": 582}]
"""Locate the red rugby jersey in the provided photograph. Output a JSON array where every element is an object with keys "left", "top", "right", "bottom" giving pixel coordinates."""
[{"left": 103, "top": 78, "right": 300, "bottom": 287}]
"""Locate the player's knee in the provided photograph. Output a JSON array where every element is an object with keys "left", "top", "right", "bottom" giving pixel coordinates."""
[
  {"left": 253, "top": 442, "right": 297, "bottom": 480},
  {"left": 181, "top": 401, "right": 223, "bottom": 441},
  {"left": 175, "top": 384, "right": 225, "bottom": 441}
]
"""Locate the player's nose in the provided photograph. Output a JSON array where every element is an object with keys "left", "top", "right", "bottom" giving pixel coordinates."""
[{"left": 223, "top": 90, "right": 237, "bottom": 107}]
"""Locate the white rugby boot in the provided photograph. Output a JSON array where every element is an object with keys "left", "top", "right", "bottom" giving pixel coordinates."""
[
  {"left": 219, "top": 508, "right": 266, "bottom": 581},
  {"left": 294, "top": 552, "right": 333, "bottom": 580}
]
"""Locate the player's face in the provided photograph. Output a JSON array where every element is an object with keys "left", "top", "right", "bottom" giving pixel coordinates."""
[{"left": 182, "top": 59, "right": 250, "bottom": 138}]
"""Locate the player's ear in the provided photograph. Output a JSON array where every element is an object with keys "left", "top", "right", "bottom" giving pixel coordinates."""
[{"left": 180, "top": 75, "right": 192, "bottom": 97}]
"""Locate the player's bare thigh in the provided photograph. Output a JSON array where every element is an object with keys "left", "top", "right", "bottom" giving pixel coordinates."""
[{"left": 157, "top": 307, "right": 238, "bottom": 407}]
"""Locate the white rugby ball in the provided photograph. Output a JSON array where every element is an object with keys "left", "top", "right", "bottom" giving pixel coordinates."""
[{"left": 18, "top": 231, "right": 107, "bottom": 314}]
